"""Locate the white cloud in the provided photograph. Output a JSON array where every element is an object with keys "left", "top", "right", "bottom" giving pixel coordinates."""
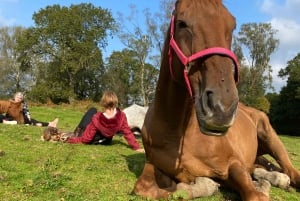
[
  {"left": 0, "top": 15, "right": 15, "bottom": 26},
  {"left": 270, "top": 18, "right": 300, "bottom": 63},
  {"left": 260, "top": 0, "right": 300, "bottom": 92},
  {"left": 261, "top": 0, "right": 300, "bottom": 20}
]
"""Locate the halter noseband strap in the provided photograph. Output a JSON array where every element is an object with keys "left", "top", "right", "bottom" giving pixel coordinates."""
[{"left": 168, "top": 14, "right": 239, "bottom": 97}]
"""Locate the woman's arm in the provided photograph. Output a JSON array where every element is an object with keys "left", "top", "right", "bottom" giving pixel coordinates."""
[
  {"left": 67, "top": 122, "right": 97, "bottom": 144},
  {"left": 119, "top": 113, "right": 140, "bottom": 150}
]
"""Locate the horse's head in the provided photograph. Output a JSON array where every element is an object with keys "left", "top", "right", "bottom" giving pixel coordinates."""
[
  {"left": 7, "top": 101, "right": 24, "bottom": 124},
  {"left": 169, "top": 0, "right": 239, "bottom": 136}
]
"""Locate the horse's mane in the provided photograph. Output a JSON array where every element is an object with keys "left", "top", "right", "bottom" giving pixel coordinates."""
[{"left": 161, "top": 25, "right": 171, "bottom": 71}]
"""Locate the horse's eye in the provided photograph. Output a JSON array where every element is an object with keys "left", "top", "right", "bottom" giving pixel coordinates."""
[{"left": 177, "top": 20, "right": 188, "bottom": 29}]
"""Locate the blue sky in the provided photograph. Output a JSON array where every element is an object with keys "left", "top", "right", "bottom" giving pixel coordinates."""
[{"left": 0, "top": 0, "right": 299, "bottom": 92}]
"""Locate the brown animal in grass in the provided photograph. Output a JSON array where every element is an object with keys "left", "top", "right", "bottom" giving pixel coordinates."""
[
  {"left": 133, "top": 1, "right": 300, "bottom": 201},
  {"left": 123, "top": 104, "right": 148, "bottom": 135},
  {"left": 42, "top": 126, "right": 74, "bottom": 142},
  {"left": 0, "top": 100, "right": 24, "bottom": 124}
]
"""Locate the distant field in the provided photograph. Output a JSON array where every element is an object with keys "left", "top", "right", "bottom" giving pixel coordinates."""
[{"left": 0, "top": 105, "right": 300, "bottom": 201}]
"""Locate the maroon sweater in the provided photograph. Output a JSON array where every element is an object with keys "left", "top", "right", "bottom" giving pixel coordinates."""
[{"left": 67, "top": 109, "right": 140, "bottom": 150}]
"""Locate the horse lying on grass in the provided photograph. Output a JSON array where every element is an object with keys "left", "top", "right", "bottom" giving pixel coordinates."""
[
  {"left": 0, "top": 100, "right": 24, "bottom": 124},
  {"left": 133, "top": 0, "right": 300, "bottom": 201},
  {"left": 123, "top": 104, "right": 148, "bottom": 135}
]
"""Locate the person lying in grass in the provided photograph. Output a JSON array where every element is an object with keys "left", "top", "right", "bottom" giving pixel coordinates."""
[
  {"left": 66, "top": 90, "right": 145, "bottom": 153},
  {"left": 2, "top": 92, "right": 58, "bottom": 127}
]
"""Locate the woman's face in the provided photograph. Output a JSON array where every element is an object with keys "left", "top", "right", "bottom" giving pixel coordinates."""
[{"left": 14, "top": 94, "right": 23, "bottom": 102}]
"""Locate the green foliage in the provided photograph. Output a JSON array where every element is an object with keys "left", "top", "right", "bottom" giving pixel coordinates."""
[
  {"left": 278, "top": 53, "right": 300, "bottom": 99},
  {"left": 0, "top": 26, "right": 31, "bottom": 97},
  {"left": 104, "top": 50, "right": 138, "bottom": 107},
  {"left": 117, "top": 6, "right": 161, "bottom": 106},
  {"left": 169, "top": 189, "right": 189, "bottom": 200},
  {"left": 0, "top": 105, "right": 300, "bottom": 200},
  {"left": 269, "top": 54, "right": 300, "bottom": 135},
  {"left": 27, "top": 83, "right": 51, "bottom": 103},
  {"left": 105, "top": 49, "right": 158, "bottom": 107},
  {"left": 16, "top": 3, "right": 117, "bottom": 103},
  {"left": 235, "top": 23, "right": 278, "bottom": 111},
  {"left": 251, "top": 96, "right": 270, "bottom": 113},
  {"left": 237, "top": 66, "right": 270, "bottom": 113}
]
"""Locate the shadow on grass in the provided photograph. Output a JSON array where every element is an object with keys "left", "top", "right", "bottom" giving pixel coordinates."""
[
  {"left": 108, "top": 136, "right": 146, "bottom": 177},
  {"left": 122, "top": 153, "right": 145, "bottom": 178}
]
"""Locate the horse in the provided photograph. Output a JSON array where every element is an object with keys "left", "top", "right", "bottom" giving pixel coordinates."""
[
  {"left": 0, "top": 100, "right": 24, "bottom": 124},
  {"left": 123, "top": 104, "right": 148, "bottom": 135},
  {"left": 133, "top": 1, "right": 300, "bottom": 201}
]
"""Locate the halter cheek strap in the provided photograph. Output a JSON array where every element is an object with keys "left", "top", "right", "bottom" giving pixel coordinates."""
[{"left": 168, "top": 14, "right": 240, "bottom": 97}]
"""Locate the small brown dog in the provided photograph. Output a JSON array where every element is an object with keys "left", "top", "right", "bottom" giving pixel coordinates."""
[{"left": 42, "top": 126, "right": 74, "bottom": 142}]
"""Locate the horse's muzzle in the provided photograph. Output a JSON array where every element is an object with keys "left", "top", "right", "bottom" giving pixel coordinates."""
[{"left": 196, "top": 98, "right": 238, "bottom": 136}]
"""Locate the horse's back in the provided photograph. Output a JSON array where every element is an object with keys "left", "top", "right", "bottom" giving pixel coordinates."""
[
  {"left": 0, "top": 100, "right": 11, "bottom": 112},
  {"left": 123, "top": 104, "right": 148, "bottom": 131},
  {"left": 0, "top": 100, "right": 24, "bottom": 123}
]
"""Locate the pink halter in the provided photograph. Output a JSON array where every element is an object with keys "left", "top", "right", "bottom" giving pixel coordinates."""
[{"left": 168, "top": 14, "right": 239, "bottom": 97}]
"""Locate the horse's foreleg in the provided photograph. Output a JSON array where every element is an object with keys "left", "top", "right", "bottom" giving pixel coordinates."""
[
  {"left": 176, "top": 177, "right": 219, "bottom": 199},
  {"left": 254, "top": 156, "right": 282, "bottom": 172},
  {"left": 257, "top": 113, "right": 300, "bottom": 188},
  {"left": 253, "top": 167, "right": 290, "bottom": 189},
  {"left": 227, "top": 162, "right": 269, "bottom": 201},
  {"left": 134, "top": 162, "right": 176, "bottom": 199}
]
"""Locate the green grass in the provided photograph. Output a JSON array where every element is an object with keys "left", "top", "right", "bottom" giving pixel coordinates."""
[{"left": 0, "top": 105, "right": 300, "bottom": 201}]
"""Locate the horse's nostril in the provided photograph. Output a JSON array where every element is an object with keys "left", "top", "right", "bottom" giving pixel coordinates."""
[{"left": 206, "top": 90, "right": 214, "bottom": 110}]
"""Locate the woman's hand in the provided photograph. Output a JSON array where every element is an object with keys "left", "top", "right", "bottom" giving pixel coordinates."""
[{"left": 135, "top": 148, "right": 145, "bottom": 153}]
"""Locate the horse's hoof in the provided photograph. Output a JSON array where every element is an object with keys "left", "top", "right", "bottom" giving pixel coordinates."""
[{"left": 253, "top": 168, "right": 290, "bottom": 189}]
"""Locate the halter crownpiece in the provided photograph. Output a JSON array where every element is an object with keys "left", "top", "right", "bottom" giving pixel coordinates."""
[{"left": 168, "top": 13, "right": 240, "bottom": 97}]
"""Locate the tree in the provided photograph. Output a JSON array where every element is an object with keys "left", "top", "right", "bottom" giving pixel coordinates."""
[
  {"left": 104, "top": 49, "right": 158, "bottom": 107},
  {"left": 0, "top": 26, "right": 31, "bottom": 98},
  {"left": 144, "top": 0, "right": 175, "bottom": 56},
  {"left": 17, "top": 3, "right": 116, "bottom": 103},
  {"left": 278, "top": 53, "right": 300, "bottom": 99},
  {"left": 116, "top": 5, "right": 158, "bottom": 106},
  {"left": 104, "top": 50, "right": 137, "bottom": 107},
  {"left": 114, "top": 0, "right": 175, "bottom": 106},
  {"left": 269, "top": 53, "right": 300, "bottom": 135},
  {"left": 235, "top": 23, "right": 279, "bottom": 112}
]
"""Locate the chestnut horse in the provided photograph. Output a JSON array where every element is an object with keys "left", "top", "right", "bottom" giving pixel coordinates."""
[
  {"left": 133, "top": 0, "right": 300, "bottom": 201},
  {"left": 0, "top": 100, "right": 24, "bottom": 124}
]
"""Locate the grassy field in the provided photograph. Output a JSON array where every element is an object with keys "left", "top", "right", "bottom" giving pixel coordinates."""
[{"left": 0, "top": 104, "right": 300, "bottom": 201}]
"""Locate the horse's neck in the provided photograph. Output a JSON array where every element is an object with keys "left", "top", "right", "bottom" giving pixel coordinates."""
[
  {"left": 153, "top": 70, "right": 193, "bottom": 127},
  {"left": 152, "top": 38, "right": 194, "bottom": 127}
]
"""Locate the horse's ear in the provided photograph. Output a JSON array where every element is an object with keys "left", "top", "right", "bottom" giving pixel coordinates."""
[{"left": 175, "top": 0, "right": 178, "bottom": 8}]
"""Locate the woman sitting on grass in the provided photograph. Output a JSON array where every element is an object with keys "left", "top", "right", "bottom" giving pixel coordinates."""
[
  {"left": 2, "top": 92, "right": 58, "bottom": 127},
  {"left": 66, "top": 90, "right": 144, "bottom": 153}
]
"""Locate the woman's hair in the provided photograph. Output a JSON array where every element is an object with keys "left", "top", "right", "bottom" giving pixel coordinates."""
[
  {"left": 100, "top": 91, "right": 118, "bottom": 109},
  {"left": 14, "top": 92, "right": 24, "bottom": 100}
]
